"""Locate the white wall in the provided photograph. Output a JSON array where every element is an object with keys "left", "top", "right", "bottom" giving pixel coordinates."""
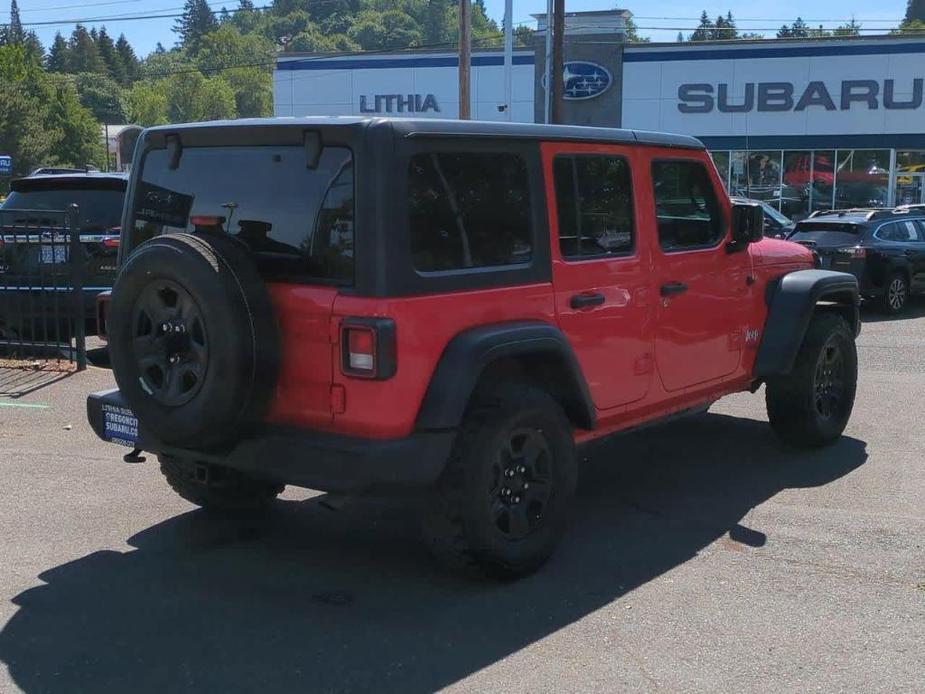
[
  {"left": 274, "top": 53, "right": 535, "bottom": 122},
  {"left": 622, "top": 40, "right": 925, "bottom": 138}
]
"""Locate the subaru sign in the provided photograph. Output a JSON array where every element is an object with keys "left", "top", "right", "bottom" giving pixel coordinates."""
[
  {"left": 543, "top": 61, "right": 612, "bottom": 100},
  {"left": 0, "top": 156, "right": 11, "bottom": 176}
]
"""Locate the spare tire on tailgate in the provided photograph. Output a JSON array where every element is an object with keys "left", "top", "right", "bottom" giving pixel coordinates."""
[{"left": 108, "top": 232, "right": 279, "bottom": 448}]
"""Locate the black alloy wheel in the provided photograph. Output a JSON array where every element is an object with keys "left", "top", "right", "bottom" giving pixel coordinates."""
[
  {"left": 131, "top": 280, "right": 209, "bottom": 408},
  {"left": 489, "top": 428, "right": 554, "bottom": 541},
  {"left": 812, "top": 336, "right": 847, "bottom": 421},
  {"left": 886, "top": 274, "right": 907, "bottom": 314}
]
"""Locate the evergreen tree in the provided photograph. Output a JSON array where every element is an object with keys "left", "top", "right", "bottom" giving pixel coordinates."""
[
  {"left": 906, "top": 0, "right": 925, "bottom": 23},
  {"left": 5, "top": 0, "right": 24, "bottom": 45},
  {"left": 47, "top": 33, "right": 70, "bottom": 72},
  {"left": 677, "top": 32, "right": 684, "bottom": 42},
  {"left": 175, "top": 0, "right": 219, "bottom": 50},
  {"left": 834, "top": 19, "right": 862, "bottom": 36},
  {"left": 689, "top": 11, "right": 715, "bottom": 42},
  {"left": 69, "top": 25, "right": 104, "bottom": 73},
  {"left": 115, "top": 34, "right": 140, "bottom": 84},
  {"left": 96, "top": 27, "right": 123, "bottom": 80}
]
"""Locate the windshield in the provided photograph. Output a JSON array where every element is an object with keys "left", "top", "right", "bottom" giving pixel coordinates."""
[
  {"left": 761, "top": 202, "right": 791, "bottom": 227},
  {"left": 129, "top": 145, "right": 355, "bottom": 284},
  {"left": 1, "top": 187, "right": 124, "bottom": 231}
]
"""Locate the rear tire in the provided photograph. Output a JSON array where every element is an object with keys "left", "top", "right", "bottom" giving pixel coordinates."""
[
  {"left": 421, "top": 383, "right": 577, "bottom": 579},
  {"left": 765, "top": 312, "right": 857, "bottom": 448},
  {"left": 880, "top": 271, "right": 908, "bottom": 315},
  {"left": 159, "top": 453, "right": 284, "bottom": 514}
]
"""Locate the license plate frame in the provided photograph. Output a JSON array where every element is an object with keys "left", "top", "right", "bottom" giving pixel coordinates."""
[{"left": 102, "top": 403, "right": 139, "bottom": 448}]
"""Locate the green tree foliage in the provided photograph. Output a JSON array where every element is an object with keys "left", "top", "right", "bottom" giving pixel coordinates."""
[
  {"left": 47, "top": 33, "right": 69, "bottom": 72},
  {"left": 777, "top": 17, "right": 830, "bottom": 38},
  {"left": 196, "top": 26, "right": 274, "bottom": 116},
  {"left": 124, "top": 80, "right": 170, "bottom": 126},
  {"left": 0, "top": 45, "right": 103, "bottom": 174},
  {"left": 348, "top": 9, "right": 423, "bottom": 50},
  {"left": 115, "top": 34, "right": 140, "bottom": 84},
  {"left": 166, "top": 72, "right": 236, "bottom": 122},
  {"left": 833, "top": 19, "right": 862, "bottom": 36},
  {"left": 175, "top": 0, "right": 219, "bottom": 52},
  {"left": 73, "top": 72, "right": 127, "bottom": 123},
  {"left": 906, "top": 0, "right": 925, "bottom": 23},
  {"left": 689, "top": 11, "right": 714, "bottom": 41},
  {"left": 69, "top": 25, "right": 104, "bottom": 74},
  {"left": 46, "top": 75, "right": 106, "bottom": 168}
]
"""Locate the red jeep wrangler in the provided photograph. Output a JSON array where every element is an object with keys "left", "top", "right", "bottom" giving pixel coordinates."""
[{"left": 87, "top": 118, "right": 859, "bottom": 577}]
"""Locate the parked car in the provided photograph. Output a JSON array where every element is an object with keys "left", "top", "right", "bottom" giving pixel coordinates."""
[
  {"left": 0, "top": 171, "right": 127, "bottom": 339},
  {"left": 731, "top": 196, "right": 794, "bottom": 238},
  {"left": 788, "top": 208, "right": 925, "bottom": 314},
  {"left": 87, "top": 118, "right": 859, "bottom": 578}
]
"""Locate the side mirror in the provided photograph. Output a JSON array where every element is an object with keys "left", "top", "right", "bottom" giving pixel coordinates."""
[{"left": 729, "top": 201, "right": 764, "bottom": 251}]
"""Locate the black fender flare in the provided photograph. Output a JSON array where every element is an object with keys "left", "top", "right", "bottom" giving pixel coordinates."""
[
  {"left": 754, "top": 269, "right": 859, "bottom": 378},
  {"left": 415, "top": 321, "right": 596, "bottom": 431}
]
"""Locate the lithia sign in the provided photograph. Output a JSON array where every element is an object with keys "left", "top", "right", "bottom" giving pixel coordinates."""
[{"left": 360, "top": 93, "right": 440, "bottom": 113}]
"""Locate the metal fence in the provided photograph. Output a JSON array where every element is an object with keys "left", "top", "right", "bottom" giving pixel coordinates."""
[{"left": 0, "top": 205, "right": 86, "bottom": 370}]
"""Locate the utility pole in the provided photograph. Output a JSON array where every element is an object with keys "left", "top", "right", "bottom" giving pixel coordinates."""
[
  {"left": 550, "top": 0, "right": 565, "bottom": 124},
  {"left": 543, "top": 0, "right": 553, "bottom": 123},
  {"left": 503, "top": 0, "right": 513, "bottom": 121},
  {"left": 458, "top": 0, "right": 471, "bottom": 120}
]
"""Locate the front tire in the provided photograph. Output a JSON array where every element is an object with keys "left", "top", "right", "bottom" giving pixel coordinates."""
[
  {"left": 159, "top": 454, "right": 284, "bottom": 514},
  {"left": 765, "top": 313, "right": 857, "bottom": 448},
  {"left": 422, "top": 384, "right": 577, "bottom": 579}
]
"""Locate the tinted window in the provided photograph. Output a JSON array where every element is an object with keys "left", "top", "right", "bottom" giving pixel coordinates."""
[
  {"left": 652, "top": 160, "right": 724, "bottom": 251},
  {"left": 130, "top": 146, "right": 354, "bottom": 284},
  {"left": 408, "top": 152, "right": 532, "bottom": 272},
  {"left": 2, "top": 188, "right": 124, "bottom": 231},
  {"left": 554, "top": 155, "right": 634, "bottom": 258},
  {"left": 877, "top": 221, "right": 919, "bottom": 242}
]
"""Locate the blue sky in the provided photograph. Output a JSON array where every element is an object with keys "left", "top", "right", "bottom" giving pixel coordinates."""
[{"left": 8, "top": 0, "right": 913, "bottom": 58}]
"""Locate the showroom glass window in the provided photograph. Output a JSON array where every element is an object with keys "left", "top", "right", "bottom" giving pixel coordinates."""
[
  {"left": 895, "top": 151, "right": 925, "bottom": 206},
  {"left": 731, "top": 151, "right": 782, "bottom": 208},
  {"left": 834, "top": 150, "right": 890, "bottom": 209},
  {"left": 781, "top": 152, "right": 812, "bottom": 220},
  {"left": 811, "top": 151, "right": 836, "bottom": 214}
]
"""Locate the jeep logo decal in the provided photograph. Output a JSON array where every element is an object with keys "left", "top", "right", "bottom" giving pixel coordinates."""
[{"left": 543, "top": 61, "right": 613, "bottom": 100}]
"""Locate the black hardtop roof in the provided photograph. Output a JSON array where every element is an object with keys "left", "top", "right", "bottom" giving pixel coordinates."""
[
  {"left": 145, "top": 116, "right": 705, "bottom": 150},
  {"left": 11, "top": 172, "right": 127, "bottom": 192}
]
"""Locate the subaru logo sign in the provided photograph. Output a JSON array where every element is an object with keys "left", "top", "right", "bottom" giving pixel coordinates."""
[{"left": 543, "top": 62, "right": 612, "bottom": 100}]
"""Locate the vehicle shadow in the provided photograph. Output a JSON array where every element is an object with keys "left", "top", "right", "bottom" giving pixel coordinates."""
[
  {"left": 0, "top": 413, "right": 867, "bottom": 694},
  {"left": 860, "top": 295, "right": 925, "bottom": 323}
]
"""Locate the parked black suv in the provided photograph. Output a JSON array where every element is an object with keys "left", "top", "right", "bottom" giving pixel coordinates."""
[
  {"left": 789, "top": 208, "right": 925, "bottom": 314},
  {"left": 0, "top": 171, "right": 127, "bottom": 338}
]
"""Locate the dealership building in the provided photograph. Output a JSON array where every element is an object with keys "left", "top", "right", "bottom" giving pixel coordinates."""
[{"left": 274, "top": 10, "right": 925, "bottom": 218}]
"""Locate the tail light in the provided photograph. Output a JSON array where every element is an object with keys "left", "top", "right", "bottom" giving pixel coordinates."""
[
  {"left": 837, "top": 246, "right": 866, "bottom": 259},
  {"left": 102, "top": 237, "right": 119, "bottom": 249},
  {"left": 341, "top": 318, "right": 396, "bottom": 380}
]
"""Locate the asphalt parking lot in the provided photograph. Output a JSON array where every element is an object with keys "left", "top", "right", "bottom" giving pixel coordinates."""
[{"left": 0, "top": 304, "right": 923, "bottom": 694}]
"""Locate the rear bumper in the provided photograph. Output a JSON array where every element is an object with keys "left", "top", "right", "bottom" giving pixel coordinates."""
[{"left": 86, "top": 389, "right": 455, "bottom": 493}]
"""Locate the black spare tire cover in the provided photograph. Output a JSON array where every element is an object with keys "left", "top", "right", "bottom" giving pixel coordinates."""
[{"left": 108, "top": 232, "right": 279, "bottom": 448}]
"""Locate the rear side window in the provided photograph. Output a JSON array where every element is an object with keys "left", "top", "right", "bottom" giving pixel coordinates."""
[
  {"left": 792, "top": 222, "right": 862, "bottom": 236},
  {"left": 878, "top": 221, "right": 920, "bottom": 242},
  {"left": 130, "top": 146, "right": 354, "bottom": 284},
  {"left": 553, "top": 155, "right": 634, "bottom": 259},
  {"left": 408, "top": 152, "right": 532, "bottom": 272},
  {"left": 651, "top": 160, "right": 724, "bottom": 251},
  {"left": 2, "top": 187, "right": 124, "bottom": 231}
]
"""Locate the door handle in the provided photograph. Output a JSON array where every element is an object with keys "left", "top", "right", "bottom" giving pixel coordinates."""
[
  {"left": 570, "top": 292, "right": 605, "bottom": 309},
  {"left": 660, "top": 282, "right": 688, "bottom": 297}
]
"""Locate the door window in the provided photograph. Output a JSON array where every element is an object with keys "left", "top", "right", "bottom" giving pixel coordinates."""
[
  {"left": 652, "top": 160, "right": 724, "bottom": 251},
  {"left": 878, "top": 221, "right": 918, "bottom": 242},
  {"left": 553, "top": 154, "right": 634, "bottom": 259},
  {"left": 407, "top": 152, "right": 532, "bottom": 273}
]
